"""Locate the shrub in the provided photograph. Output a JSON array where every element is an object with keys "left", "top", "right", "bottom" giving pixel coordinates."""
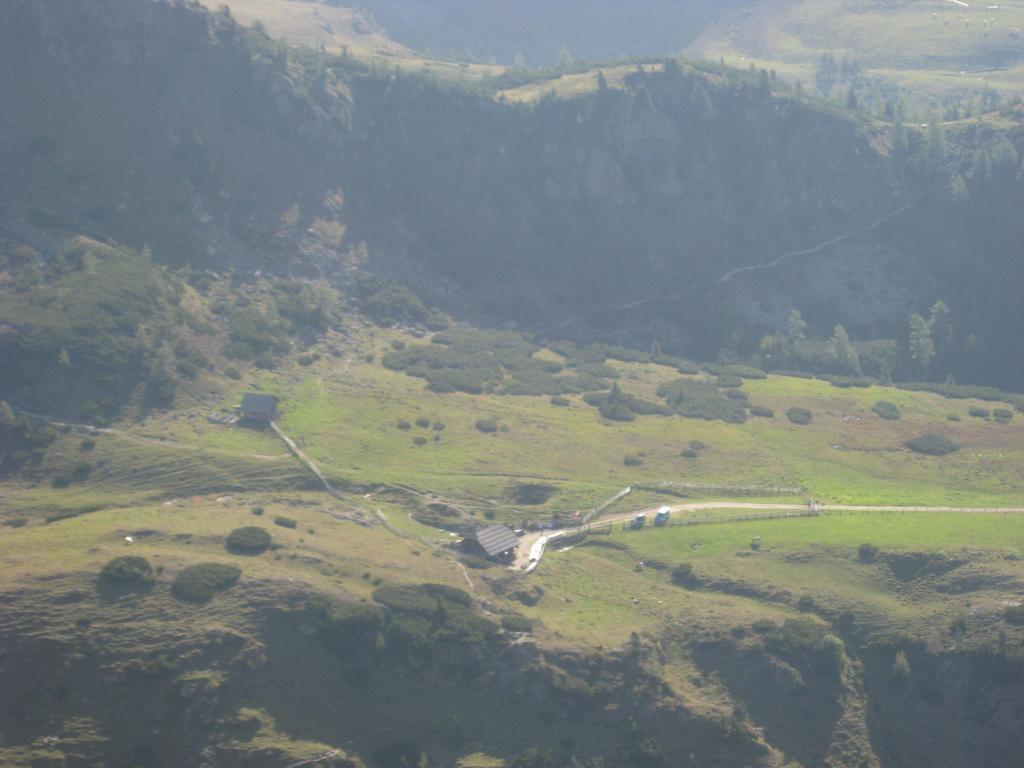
[
  {"left": 413, "top": 436, "right": 428, "bottom": 446},
  {"left": 273, "top": 516, "right": 298, "bottom": 529},
  {"left": 550, "top": 396, "right": 571, "bottom": 407},
  {"left": 100, "top": 556, "right": 153, "bottom": 584},
  {"left": 681, "top": 449, "right": 699, "bottom": 459},
  {"left": 171, "top": 563, "right": 241, "bottom": 602},
  {"left": 688, "top": 441, "right": 707, "bottom": 451},
  {"left": 797, "top": 594, "right": 815, "bottom": 611},
  {"left": 671, "top": 563, "right": 694, "bottom": 585},
  {"left": 251, "top": 506, "right": 265, "bottom": 516},
  {"left": 786, "top": 407, "right": 812, "bottom": 425},
  {"left": 891, "top": 650, "right": 911, "bottom": 681},
  {"left": 391, "top": 339, "right": 406, "bottom": 350},
  {"left": 858, "top": 543, "right": 879, "bottom": 562},
  {"left": 415, "top": 417, "right": 431, "bottom": 428},
  {"left": 225, "top": 366, "right": 242, "bottom": 380},
  {"left": 501, "top": 615, "right": 534, "bottom": 633},
  {"left": 725, "top": 389, "right": 748, "bottom": 401},
  {"left": 432, "top": 421, "right": 446, "bottom": 431},
  {"left": 475, "top": 417, "right": 499, "bottom": 433},
  {"left": 396, "top": 419, "right": 411, "bottom": 431},
  {"left": 80, "top": 438, "right": 96, "bottom": 451},
  {"left": 994, "top": 408, "right": 1014, "bottom": 423},
  {"left": 623, "top": 453, "right": 643, "bottom": 467},
  {"left": 905, "top": 434, "right": 960, "bottom": 456},
  {"left": 1004, "top": 605, "right": 1024, "bottom": 625},
  {"left": 226, "top": 526, "right": 271, "bottom": 554},
  {"left": 716, "top": 375, "right": 744, "bottom": 389},
  {"left": 749, "top": 405, "right": 775, "bottom": 418},
  {"left": 968, "top": 407, "right": 990, "bottom": 419},
  {"left": 947, "top": 414, "right": 961, "bottom": 422},
  {"left": 460, "top": 554, "right": 494, "bottom": 570},
  {"left": 872, "top": 401, "right": 901, "bottom": 421},
  {"left": 674, "top": 360, "right": 702, "bottom": 375},
  {"left": 704, "top": 364, "right": 767, "bottom": 379}
]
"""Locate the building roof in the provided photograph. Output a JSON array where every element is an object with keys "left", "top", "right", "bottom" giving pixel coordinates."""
[
  {"left": 241, "top": 393, "right": 278, "bottom": 417},
  {"left": 474, "top": 524, "right": 519, "bottom": 558}
]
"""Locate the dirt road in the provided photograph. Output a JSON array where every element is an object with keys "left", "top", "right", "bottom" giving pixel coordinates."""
[{"left": 515, "top": 500, "right": 1024, "bottom": 573}]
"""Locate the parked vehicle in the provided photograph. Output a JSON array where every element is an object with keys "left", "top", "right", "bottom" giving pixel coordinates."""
[
  {"left": 654, "top": 506, "right": 671, "bottom": 526},
  {"left": 630, "top": 513, "right": 646, "bottom": 530}
]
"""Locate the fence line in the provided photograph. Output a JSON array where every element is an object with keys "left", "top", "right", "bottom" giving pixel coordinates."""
[
  {"left": 635, "top": 481, "right": 803, "bottom": 497},
  {"left": 584, "top": 486, "right": 634, "bottom": 524}
]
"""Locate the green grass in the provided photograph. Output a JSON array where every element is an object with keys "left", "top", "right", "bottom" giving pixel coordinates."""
[
  {"left": 263, "top": 334, "right": 1024, "bottom": 511},
  {"left": 616, "top": 509, "right": 1024, "bottom": 561}
]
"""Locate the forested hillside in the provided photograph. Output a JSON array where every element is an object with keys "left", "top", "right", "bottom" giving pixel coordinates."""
[{"left": 3, "top": 0, "right": 1024, "bottom": 394}]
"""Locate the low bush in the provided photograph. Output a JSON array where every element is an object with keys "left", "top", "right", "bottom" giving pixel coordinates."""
[
  {"left": 947, "top": 414, "right": 961, "bottom": 422},
  {"left": 432, "top": 421, "right": 446, "bottom": 431},
  {"left": 396, "top": 419, "right": 411, "bottom": 431},
  {"left": 968, "top": 407, "right": 990, "bottom": 419},
  {"left": 658, "top": 378, "right": 747, "bottom": 423},
  {"left": 765, "top": 619, "right": 843, "bottom": 675},
  {"left": 689, "top": 441, "right": 707, "bottom": 451},
  {"left": 413, "top": 436, "right": 428, "bottom": 446},
  {"left": 100, "top": 556, "right": 153, "bottom": 584},
  {"left": 171, "top": 563, "right": 241, "bottom": 602},
  {"left": 501, "top": 615, "right": 534, "bottom": 633},
  {"left": 858, "top": 543, "right": 880, "bottom": 562},
  {"left": 725, "top": 389, "right": 748, "bottom": 401},
  {"left": 716, "top": 375, "right": 744, "bottom": 389},
  {"left": 797, "top": 594, "right": 815, "bottom": 611},
  {"left": 905, "top": 434, "right": 960, "bottom": 456},
  {"left": 475, "top": 417, "right": 499, "bottom": 433},
  {"left": 897, "top": 381, "right": 1018, "bottom": 404},
  {"left": 994, "top": 408, "right": 1014, "bottom": 423},
  {"left": 1004, "top": 605, "right": 1024, "bottom": 625},
  {"left": 226, "top": 526, "right": 271, "bottom": 554},
  {"left": 829, "top": 376, "right": 873, "bottom": 389},
  {"left": 460, "top": 554, "right": 494, "bottom": 570},
  {"left": 550, "top": 396, "right": 571, "bottom": 407},
  {"left": 749, "top": 405, "right": 775, "bottom": 418},
  {"left": 274, "top": 516, "right": 298, "bottom": 529},
  {"left": 623, "top": 454, "right": 643, "bottom": 467},
  {"left": 891, "top": 651, "right": 912, "bottom": 681},
  {"left": 415, "top": 417, "right": 431, "bottom": 428},
  {"left": 786, "top": 407, "right": 812, "bottom": 425},
  {"left": 872, "top": 401, "right": 901, "bottom": 421},
  {"left": 704, "top": 364, "right": 767, "bottom": 379},
  {"left": 671, "top": 563, "right": 694, "bottom": 585},
  {"left": 681, "top": 449, "right": 699, "bottom": 459},
  {"left": 674, "top": 360, "right": 702, "bottom": 375},
  {"left": 251, "top": 506, "right": 265, "bottom": 516}
]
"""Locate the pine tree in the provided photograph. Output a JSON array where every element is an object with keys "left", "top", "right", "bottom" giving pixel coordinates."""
[
  {"left": 787, "top": 309, "right": 807, "bottom": 352},
  {"left": 891, "top": 119, "right": 908, "bottom": 156},
  {"left": 829, "top": 325, "right": 861, "bottom": 375},
  {"left": 908, "top": 314, "right": 936, "bottom": 374},
  {"left": 846, "top": 86, "right": 859, "bottom": 112}
]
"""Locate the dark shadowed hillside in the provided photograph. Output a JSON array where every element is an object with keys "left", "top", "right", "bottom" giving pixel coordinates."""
[{"left": 3, "top": 0, "right": 1024, "bottom": 389}]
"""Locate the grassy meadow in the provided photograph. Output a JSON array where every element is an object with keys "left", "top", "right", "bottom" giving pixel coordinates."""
[{"left": 688, "top": 0, "right": 1024, "bottom": 98}]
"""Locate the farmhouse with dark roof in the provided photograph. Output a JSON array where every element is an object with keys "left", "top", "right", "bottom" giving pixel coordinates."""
[{"left": 239, "top": 393, "right": 278, "bottom": 423}]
